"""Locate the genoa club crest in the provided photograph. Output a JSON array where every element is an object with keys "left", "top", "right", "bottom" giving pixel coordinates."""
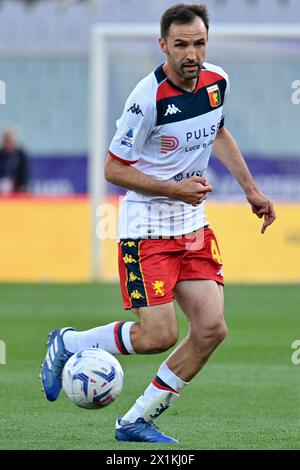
[{"left": 207, "top": 84, "right": 221, "bottom": 108}]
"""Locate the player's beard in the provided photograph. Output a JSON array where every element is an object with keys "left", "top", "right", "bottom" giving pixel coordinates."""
[
  {"left": 169, "top": 55, "right": 201, "bottom": 81},
  {"left": 180, "top": 62, "right": 201, "bottom": 80}
]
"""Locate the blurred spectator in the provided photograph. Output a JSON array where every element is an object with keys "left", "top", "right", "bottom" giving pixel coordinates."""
[{"left": 0, "top": 129, "right": 29, "bottom": 194}]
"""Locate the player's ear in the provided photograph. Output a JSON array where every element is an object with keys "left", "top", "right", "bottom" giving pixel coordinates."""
[{"left": 159, "top": 37, "right": 168, "bottom": 54}]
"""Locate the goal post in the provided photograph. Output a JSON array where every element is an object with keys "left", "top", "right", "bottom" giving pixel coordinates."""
[{"left": 89, "top": 23, "right": 300, "bottom": 281}]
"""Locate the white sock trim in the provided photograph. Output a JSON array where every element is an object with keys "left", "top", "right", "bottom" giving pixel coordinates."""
[
  {"left": 121, "top": 321, "right": 136, "bottom": 355},
  {"left": 158, "top": 361, "right": 188, "bottom": 392}
]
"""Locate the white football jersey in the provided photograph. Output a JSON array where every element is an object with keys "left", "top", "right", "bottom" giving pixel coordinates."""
[{"left": 109, "top": 62, "right": 230, "bottom": 239}]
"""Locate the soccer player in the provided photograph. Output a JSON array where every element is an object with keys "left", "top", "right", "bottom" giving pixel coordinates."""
[{"left": 41, "top": 4, "right": 276, "bottom": 443}]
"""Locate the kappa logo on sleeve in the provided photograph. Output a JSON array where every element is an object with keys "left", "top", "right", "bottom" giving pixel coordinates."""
[{"left": 127, "top": 103, "right": 144, "bottom": 116}]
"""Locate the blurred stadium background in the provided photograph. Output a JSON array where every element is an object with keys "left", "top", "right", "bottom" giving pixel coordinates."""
[
  {"left": 0, "top": 0, "right": 300, "bottom": 452},
  {"left": 0, "top": 0, "right": 299, "bottom": 282}
]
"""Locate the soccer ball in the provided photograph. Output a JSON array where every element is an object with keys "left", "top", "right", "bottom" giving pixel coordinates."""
[{"left": 62, "top": 348, "right": 124, "bottom": 409}]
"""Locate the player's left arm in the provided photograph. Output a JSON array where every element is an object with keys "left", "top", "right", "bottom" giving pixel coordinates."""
[{"left": 212, "top": 127, "right": 276, "bottom": 234}]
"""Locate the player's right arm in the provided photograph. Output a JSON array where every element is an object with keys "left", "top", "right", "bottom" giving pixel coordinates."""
[{"left": 105, "top": 155, "right": 212, "bottom": 206}]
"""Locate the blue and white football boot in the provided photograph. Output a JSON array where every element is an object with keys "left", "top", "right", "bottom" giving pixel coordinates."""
[
  {"left": 41, "top": 328, "right": 74, "bottom": 401},
  {"left": 115, "top": 418, "right": 178, "bottom": 443}
]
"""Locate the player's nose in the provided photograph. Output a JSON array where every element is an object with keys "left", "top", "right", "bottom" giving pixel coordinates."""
[{"left": 185, "top": 47, "right": 197, "bottom": 62}]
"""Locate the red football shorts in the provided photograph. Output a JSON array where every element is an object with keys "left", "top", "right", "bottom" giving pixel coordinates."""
[{"left": 118, "top": 227, "right": 224, "bottom": 310}]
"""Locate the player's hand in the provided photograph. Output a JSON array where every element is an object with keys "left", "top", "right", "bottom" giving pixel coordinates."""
[
  {"left": 246, "top": 189, "right": 276, "bottom": 234},
  {"left": 172, "top": 176, "right": 213, "bottom": 206}
]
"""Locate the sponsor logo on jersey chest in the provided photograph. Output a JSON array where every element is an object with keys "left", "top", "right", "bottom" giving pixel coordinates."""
[
  {"left": 164, "top": 104, "right": 182, "bottom": 116},
  {"left": 160, "top": 136, "right": 179, "bottom": 154}
]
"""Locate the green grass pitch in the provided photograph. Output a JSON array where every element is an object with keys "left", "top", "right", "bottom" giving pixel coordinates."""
[{"left": 0, "top": 283, "right": 299, "bottom": 450}]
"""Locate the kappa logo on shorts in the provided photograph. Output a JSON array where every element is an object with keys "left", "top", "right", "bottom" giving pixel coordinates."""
[
  {"left": 129, "top": 272, "right": 141, "bottom": 282},
  {"left": 152, "top": 280, "right": 165, "bottom": 296},
  {"left": 123, "top": 241, "right": 137, "bottom": 248},
  {"left": 131, "top": 290, "right": 144, "bottom": 300},
  {"left": 123, "top": 254, "right": 137, "bottom": 264}
]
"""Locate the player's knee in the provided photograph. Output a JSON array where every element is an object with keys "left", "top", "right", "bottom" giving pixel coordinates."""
[
  {"left": 213, "top": 321, "right": 228, "bottom": 345},
  {"left": 191, "top": 320, "right": 227, "bottom": 348},
  {"left": 203, "top": 320, "right": 227, "bottom": 348}
]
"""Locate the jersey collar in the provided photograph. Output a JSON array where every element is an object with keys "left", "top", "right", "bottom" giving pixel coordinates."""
[{"left": 155, "top": 64, "right": 202, "bottom": 95}]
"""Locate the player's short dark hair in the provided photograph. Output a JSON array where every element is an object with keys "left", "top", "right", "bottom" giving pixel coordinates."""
[{"left": 160, "top": 3, "right": 209, "bottom": 38}]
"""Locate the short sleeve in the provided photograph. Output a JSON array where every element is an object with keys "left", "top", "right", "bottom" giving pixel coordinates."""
[{"left": 109, "top": 90, "right": 155, "bottom": 165}]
